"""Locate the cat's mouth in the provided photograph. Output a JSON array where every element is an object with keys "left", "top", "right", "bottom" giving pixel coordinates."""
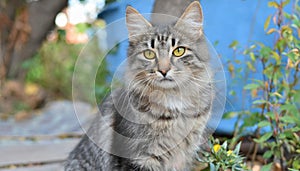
[
  {"left": 154, "top": 77, "right": 178, "bottom": 89},
  {"left": 158, "top": 115, "right": 173, "bottom": 121},
  {"left": 157, "top": 114, "right": 178, "bottom": 121},
  {"left": 159, "top": 78, "right": 174, "bottom": 82}
]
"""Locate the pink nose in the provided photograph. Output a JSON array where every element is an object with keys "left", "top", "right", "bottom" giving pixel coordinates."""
[{"left": 158, "top": 69, "right": 169, "bottom": 77}]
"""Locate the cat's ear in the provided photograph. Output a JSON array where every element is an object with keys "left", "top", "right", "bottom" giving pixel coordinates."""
[
  {"left": 126, "top": 6, "right": 152, "bottom": 39},
  {"left": 175, "top": 1, "right": 203, "bottom": 38}
]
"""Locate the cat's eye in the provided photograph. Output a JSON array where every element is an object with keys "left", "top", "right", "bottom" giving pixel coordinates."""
[
  {"left": 173, "top": 47, "right": 186, "bottom": 57},
  {"left": 143, "top": 50, "right": 156, "bottom": 59}
]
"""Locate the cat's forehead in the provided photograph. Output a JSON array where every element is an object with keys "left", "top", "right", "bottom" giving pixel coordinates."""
[
  {"left": 152, "top": 25, "right": 175, "bottom": 38},
  {"left": 144, "top": 25, "right": 182, "bottom": 47}
]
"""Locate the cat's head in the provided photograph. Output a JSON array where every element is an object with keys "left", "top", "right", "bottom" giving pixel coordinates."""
[{"left": 125, "top": 1, "right": 210, "bottom": 90}]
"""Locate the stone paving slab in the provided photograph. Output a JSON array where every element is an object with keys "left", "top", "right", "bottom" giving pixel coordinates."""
[
  {"left": 0, "top": 100, "right": 96, "bottom": 170},
  {"left": 0, "top": 139, "right": 79, "bottom": 167},
  {"left": 0, "top": 101, "right": 95, "bottom": 137},
  {"left": 0, "top": 163, "right": 64, "bottom": 171}
]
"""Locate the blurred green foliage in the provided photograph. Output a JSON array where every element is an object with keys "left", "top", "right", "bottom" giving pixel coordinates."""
[
  {"left": 224, "top": 0, "right": 300, "bottom": 170},
  {"left": 22, "top": 30, "right": 109, "bottom": 103},
  {"left": 23, "top": 34, "right": 80, "bottom": 98}
]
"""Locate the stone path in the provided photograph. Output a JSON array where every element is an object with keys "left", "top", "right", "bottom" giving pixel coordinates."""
[
  {"left": 0, "top": 139, "right": 78, "bottom": 171},
  {"left": 0, "top": 164, "right": 64, "bottom": 171},
  {"left": 0, "top": 101, "right": 95, "bottom": 170}
]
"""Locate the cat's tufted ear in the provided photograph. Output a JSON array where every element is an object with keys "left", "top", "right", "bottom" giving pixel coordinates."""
[
  {"left": 175, "top": 1, "right": 203, "bottom": 38},
  {"left": 126, "top": 6, "right": 152, "bottom": 40}
]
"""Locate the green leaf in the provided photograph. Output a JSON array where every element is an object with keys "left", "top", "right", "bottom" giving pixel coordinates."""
[
  {"left": 253, "top": 99, "right": 268, "bottom": 105},
  {"left": 244, "top": 83, "right": 260, "bottom": 90},
  {"left": 229, "top": 40, "right": 239, "bottom": 49},
  {"left": 263, "top": 65, "right": 274, "bottom": 78},
  {"left": 288, "top": 168, "right": 299, "bottom": 171},
  {"left": 258, "top": 121, "right": 271, "bottom": 128},
  {"left": 221, "top": 141, "right": 228, "bottom": 149},
  {"left": 278, "top": 132, "right": 287, "bottom": 139},
  {"left": 268, "top": 2, "right": 279, "bottom": 8},
  {"left": 213, "top": 40, "right": 219, "bottom": 46},
  {"left": 264, "top": 15, "right": 272, "bottom": 30},
  {"left": 263, "top": 150, "right": 273, "bottom": 159},
  {"left": 234, "top": 59, "right": 241, "bottom": 64},
  {"left": 281, "top": 104, "right": 298, "bottom": 114},
  {"left": 280, "top": 115, "right": 296, "bottom": 124},
  {"left": 242, "top": 113, "right": 259, "bottom": 127},
  {"left": 271, "top": 51, "right": 281, "bottom": 62},
  {"left": 254, "top": 132, "right": 273, "bottom": 143},
  {"left": 266, "top": 112, "right": 275, "bottom": 120},
  {"left": 233, "top": 142, "right": 242, "bottom": 154},
  {"left": 287, "top": 50, "right": 298, "bottom": 63},
  {"left": 294, "top": 90, "right": 300, "bottom": 104},
  {"left": 275, "top": 38, "right": 286, "bottom": 53},
  {"left": 223, "top": 112, "right": 238, "bottom": 119},
  {"left": 249, "top": 52, "right": 256, "bottom": 61},
  {"left": 291, "top": 127, "right": 300, "bottom": 132},
  {"left": 261, "top": 163, "right": 273, "bottom": 171},
  {"left": 229, "top": 90, "right": 236, "bottom": 96},
  {"left": 246, "top": 61, "right": 256, "bottom": 71},
  {"left": 260, "top": 46, "right": 273, "bottom": 58},
  {"left": 292, "top": 158, "right": 300, "bottom": 169},
  {"left": 252, "top": 79, "right": 264, "bottom": 85},
  {"left": 270, "top": 92, "right": 283, "bottom": 98},
  {"left": 284, "top": 12, "right": 292, "bottom": 19}
]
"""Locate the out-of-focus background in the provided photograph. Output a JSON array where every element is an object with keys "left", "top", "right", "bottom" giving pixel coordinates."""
[{"left": 0, "top": 0, "right": 299, "bottom": 170}]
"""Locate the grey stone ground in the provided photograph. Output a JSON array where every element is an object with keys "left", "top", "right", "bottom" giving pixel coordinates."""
[
  {"left": 0, "top": 100, "right": 94, "bottom": 137},
  {"left": 0, "top": 101, "right": 94, "bottom": 170}
]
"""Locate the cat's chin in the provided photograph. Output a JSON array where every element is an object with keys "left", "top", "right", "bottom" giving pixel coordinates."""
[{"left": 154, "top": 78, "right": 178, "bottom": 89}]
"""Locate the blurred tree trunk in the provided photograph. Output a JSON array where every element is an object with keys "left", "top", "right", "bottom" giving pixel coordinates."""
[
  {"left": 0, "top": 0, "right": 67, "bottom": 81},
  {"left": 151, "top": 0, "right": 196, "bottom": 25}
]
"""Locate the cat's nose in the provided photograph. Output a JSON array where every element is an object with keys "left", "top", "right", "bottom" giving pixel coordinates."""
[
  {"left": 158, "top": 59, "right": 170, "bottom": 77},
  {"left": 158, "top": 69, "right": 169, "bottom": 77}
]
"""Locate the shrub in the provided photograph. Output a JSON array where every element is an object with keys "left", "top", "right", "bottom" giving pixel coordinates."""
[
  {"left": 198, "top": 137, "right": 249, "bottom": 171},
  {"left": 225, "top": 0, "right": 300, "bottom": 170},
  {"left": 23, "top": 30, "right": 109, "bottom": 103}
]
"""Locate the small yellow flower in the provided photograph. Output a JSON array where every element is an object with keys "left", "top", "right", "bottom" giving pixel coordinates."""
[
  {"left": 213, "top": 144, "right": 221, "bottom": 153},
  {"left": 227, "top": 150, "right": 233, "bottom": 156}
]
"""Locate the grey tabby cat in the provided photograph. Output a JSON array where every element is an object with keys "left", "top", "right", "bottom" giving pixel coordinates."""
[{"left": 65, "top": 1, "right": 214, "bottom": 170}]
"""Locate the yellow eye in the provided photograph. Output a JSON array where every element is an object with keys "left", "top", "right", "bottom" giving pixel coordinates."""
[
  {"left": 173, "top": 47, "right": 186, "bottom": 57},
  {"left": 143, "top": 50, "right": 156, "bottom": 59}
]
